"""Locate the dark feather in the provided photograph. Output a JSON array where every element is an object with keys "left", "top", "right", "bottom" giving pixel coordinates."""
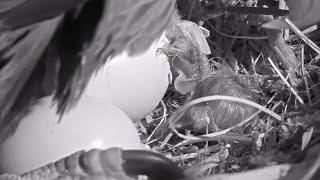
[
  {"left": 54, "top": 0, "right": 105, "bottom": 114},
  {"left": 0, "top": 17, "right": 62, "bottom": 141},
  {"left": 0, "top": 0, "right": 26, "bottom": 13},
  {"left": 0, "top": 0, "right": 88, "bottom": 31},
  {"left": 0, "top": 0, "right": 177, "bottom": 142},
  {"left": 53, "top": 0, "right": 177, "bottom": 114}
]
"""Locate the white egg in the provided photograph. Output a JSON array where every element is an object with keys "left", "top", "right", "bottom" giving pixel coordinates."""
[
  {"left": 85, "top": 35, "right": 170, "bottom": 122},
  {"left": 0, "top": 95, "right": 141, "bottom": 174}
]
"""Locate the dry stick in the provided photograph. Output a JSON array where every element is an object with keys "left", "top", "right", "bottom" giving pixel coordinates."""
[
  {"left": 206, "top": 22, "right": 268, "bottom": 40},
  {"left": 170, "top": 95, "right": 281, "bottom": 143},
  {"left": 267, "top": 57, "right": 305, "bottom": 105},
  {"left": 301, "top": 46, "right": 312, "bottom": 105},
  {"left": 172, "top": 111, "right": 257, "bottom": 143},
  {"left": 170, "top": 145, "right": 221, "bottom": 162},
  {"left": 171, "top": 95, "right": 281, "bottom": 124},
  {"left": 146, "top": 101, "right": 168, "bottom": 143},
  {"left": 170, "top": 152, "right": 199, "bottom": 162},
  {"left": 159, "top": 132, "right": 173, "bottom": 150},
  {"left": 174, "top": 93, "right": 281, "bottom": 146},
  {"left": 145, "top": 138, "right": 160, "bottom": 145},
  {"left": 224, "top": 6, "right": 289, "bottom": 16},
  {"left": 285, "top": 18, "right": 320, "bottom": 56},
  {"left": 175, "top": 133, "right": 252, "bottom": 147},
  {"left": 286, "top": 25, "right": 319, "bottom": 42},
  {"left": 205, "top": 6, "right": 289, "bottom": 22}
]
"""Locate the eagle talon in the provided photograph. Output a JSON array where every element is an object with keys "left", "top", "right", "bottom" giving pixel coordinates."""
[{"left": 122, "top": 150, "right": 185, "bottom": 180}]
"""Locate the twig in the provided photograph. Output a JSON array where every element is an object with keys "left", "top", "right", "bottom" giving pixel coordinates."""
[
  {"left": 172, "top": 110, "right": 258, "bottom": 143},
  {"left": 170, "top": 95, "right": 281, "bottom": 125},
  {"left": 301, "top": 45, "right": 312, "bottom": 105},
  {"left": 286, "top": 25, "right": 319, "bottom": 42},
  {"left": 170, "top": 152, "right": 199, "bottom": 162},
  {"left": 224, "top": 6, "right": 289, "bottom": 16},
  {"left": 173, "top": 91, "right": 281, "bottom": 146},
  {"left": 159, "top": 132, "right": 173, "bottom": 150},
  {"left": 175, "top": 133, "right": 252, "bottom": 147},
  {"left": 146, "top": 101, "right": 167, "bottom": 143},
  {"left": 205, "top": 6, "right": 288, "bottom": 21},
  {"left": 267, "top": 57, "right": 305, "bottom": 105},
  {"left": 145, "top": 138, "right": 160, "bottom": 145},
  {"left": 285, "top": 18, "right": 320, "bottom": 56},
  {"left": 206, "top": 23, "right": 268, "bottom": 40}
]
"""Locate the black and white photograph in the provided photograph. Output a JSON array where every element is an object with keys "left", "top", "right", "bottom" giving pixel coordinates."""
[{"left": 0, "top": 0, "right": 319, "bottom": 180}]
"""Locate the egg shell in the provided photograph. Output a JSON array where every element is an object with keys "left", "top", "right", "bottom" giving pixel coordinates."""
[
  {"left": 0, "top": 96, "right": 141, "bottom": 174},
  {"left": 85, "top": 37, "right": 170, "bottom": 122}
]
